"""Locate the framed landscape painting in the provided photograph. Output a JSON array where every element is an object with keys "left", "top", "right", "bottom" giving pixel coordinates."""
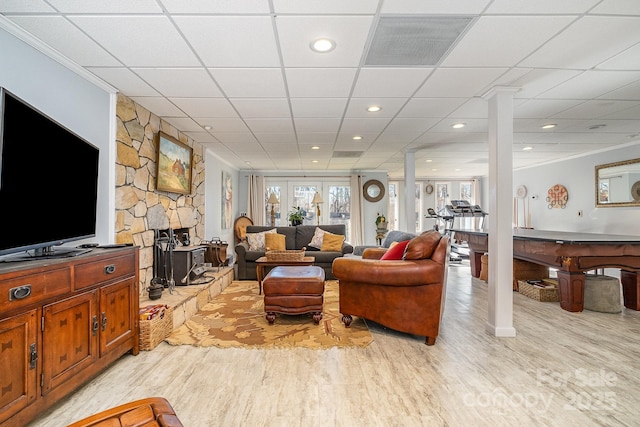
[{"left": 156, "top": 132, "right": 193, "bottom": 194}]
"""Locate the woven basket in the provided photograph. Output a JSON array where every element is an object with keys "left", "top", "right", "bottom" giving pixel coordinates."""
[
  {"left": 265, "top": 248, "right": 305, "bottom": 261},
  {"left": 517, "top": 280, "right": 559, "bottom": 302},
  {"left": 139, "top": 306, "right": 173, "bottom": 351}
]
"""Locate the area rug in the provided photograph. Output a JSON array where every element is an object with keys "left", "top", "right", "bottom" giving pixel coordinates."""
[{"left": 165, "top": 280, "right": 372, "bottom": 349}]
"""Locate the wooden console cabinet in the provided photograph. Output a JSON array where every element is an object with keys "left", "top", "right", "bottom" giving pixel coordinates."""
[{"left": 0, "top": 247, "right": 139, "bottom": 427}]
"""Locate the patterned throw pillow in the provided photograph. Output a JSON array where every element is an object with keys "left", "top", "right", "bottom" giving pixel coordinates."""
[
  {"left": 309, "top": 227, "right": 326, "bottom": 249},
  {"left": 321, "top": 232, "right": 345, "bottom": 251},
  {"left": 246, "top": 229, "right": 277, "bottom": 251},
  {"left": 265, "top": 233, "right": 286, "bottom": 251}
]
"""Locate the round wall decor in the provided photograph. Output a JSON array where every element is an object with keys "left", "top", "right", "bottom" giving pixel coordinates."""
[
  {"left": 632, "top": 181, "right": 640, "bottom": 202},
  {"left": 425, "top": 183, "right": 434, "bottom": 195},
  {"left": 546, "top": 184, "right": 568, "bottom": 209},
  {"left": 516, "top": 185, "right": 527, "bottom": 199},
  {"left": 363, "top": 179, "right": 385, "bottom": 202}
]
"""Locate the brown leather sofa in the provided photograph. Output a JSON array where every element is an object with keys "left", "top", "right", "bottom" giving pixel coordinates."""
[{"left": 332, "top": 230, "right": 450, "bottom": 345}]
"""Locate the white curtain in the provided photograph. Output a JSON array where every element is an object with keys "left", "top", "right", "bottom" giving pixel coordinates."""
[
  {"left": 350, "top": 174, "right": 364, "bottom": 246},
  {"left": 247, "top": 175, "right": 265, "bottom": 225}
]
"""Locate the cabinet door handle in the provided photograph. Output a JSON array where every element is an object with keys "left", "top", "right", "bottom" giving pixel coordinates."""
[
  {"left": 92, "top": 315, "right": 99, "bottom": 336},
  {"left": 101, "top": 312, "right": 107, "bottom": 331},
  {"left": 9, "top": 285, "right": 32, "bottom": 301},
  {"left": 104, "top": 264, "right": 116, "bottom": 274},
  {"left": 29, "top": 343, "right": 38, "bottom": 370}
]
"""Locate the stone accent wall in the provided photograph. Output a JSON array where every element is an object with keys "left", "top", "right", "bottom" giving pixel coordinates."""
[{"left": 115, "top": 93, "right": 205, "bottom": 292}]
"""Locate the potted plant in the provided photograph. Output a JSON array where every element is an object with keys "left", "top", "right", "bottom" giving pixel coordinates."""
[{"left": 288, "top": 206, "right": 305, "bottom": 226}]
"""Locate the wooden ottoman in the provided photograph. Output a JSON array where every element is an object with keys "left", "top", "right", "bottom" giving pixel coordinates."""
[{"left": 263, "top": 265, "right": 325, "bottom": 324}]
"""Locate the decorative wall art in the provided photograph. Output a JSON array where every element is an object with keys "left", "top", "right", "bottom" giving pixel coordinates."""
[
  {"left": 155, "top": 132, "right": 193, "bottom": 194},
  {"left": 546, "top": 184, "right": 568, "bottom": 209},
  {"left": 222, "top": 171, "right": 232, "bottom": 229}
]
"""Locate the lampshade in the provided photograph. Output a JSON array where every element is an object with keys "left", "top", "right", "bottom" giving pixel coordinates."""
[
  {"left": 267, "top": 193, "right": 279, "bottom": 204},
  {"left": 311, "top": 192, "right": 323, "bottom": 205}
]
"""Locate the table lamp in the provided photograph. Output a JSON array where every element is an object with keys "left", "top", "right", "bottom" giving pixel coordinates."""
[
  {"left": 267, "top": 192, "right": 279, "bottom": 226},
  {"left": 311, "top": 192, "right": 323, "bottom": 225}
]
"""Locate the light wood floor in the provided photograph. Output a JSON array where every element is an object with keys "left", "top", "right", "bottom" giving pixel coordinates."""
[{"left": 28, "top": 261, "right": 640, "bottom": 427}]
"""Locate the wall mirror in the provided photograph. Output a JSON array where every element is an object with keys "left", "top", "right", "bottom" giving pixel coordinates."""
[{"left": 595, "top": 158, "right": 640, "bottom": 207}]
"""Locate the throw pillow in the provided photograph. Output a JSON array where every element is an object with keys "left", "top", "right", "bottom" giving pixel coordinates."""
[
  {"left": 264, "top": 233, "right": 286, "bottom": 251},
  {"left": 380, "top": 240, "right": 410, "bottom": 260},
  {"left": 404, "top": 230, "right": 442, "bottom": 260},
  {"left": 309, "top": 227, "right": 325, "bottom": 249},
  {"left": 321, "top": 232, "right": 345, "bottom": 251},
  {"left": 246, "top": 229, "right": 277, "bottom": 251}
]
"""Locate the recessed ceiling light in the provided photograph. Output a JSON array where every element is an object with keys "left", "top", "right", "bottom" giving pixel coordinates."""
[
  {"left": 541, "top": 124, "right": 556, "bottom": 129},
  {"left": 425, "top": 159, "right": 433, "bottom": 163},
  {"left": 204, "top": 125, "right": 212, "bottom": 130},
  {"left": 311, "top": 160, "right": 319, "bottom": 163},
  {"left": 522, "top": 146, "right": 533, "bottom": 151},
  {"left": 366, "top": 105, "right": 382, "bottom": 112},
  {"left": 588, "top": 124, "right": 606, "bottom": 130},
  {"left": 311, "top": 146, "right": 320, "bottom": 150},
  {"left": 452, "top": 123, "right": 465, "bottom": 129},
  {"left": 352, "top": 136, "right": 363, "bottom": 140},
  {"left": 310, "top": 38, "right": 336, "bottom": 53},
  {"left": 431, "top": 168, "right": 437, "bottom": 171}
]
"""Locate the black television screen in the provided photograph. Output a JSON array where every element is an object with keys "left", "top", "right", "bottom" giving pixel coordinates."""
[{"left": 0, "top": 88, "right": 99, "bottom": 259}]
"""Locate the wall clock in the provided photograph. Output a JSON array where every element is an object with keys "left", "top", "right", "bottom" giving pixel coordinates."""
[{"left": 363, "top": 179, "right": 385, "bottom": 202}]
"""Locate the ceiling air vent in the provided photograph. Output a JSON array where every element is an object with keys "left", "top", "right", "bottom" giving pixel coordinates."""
[
  {"left": 365, "top": 15, "right": 474, "bottom": 66},
  {"left": 332, "top": 151, "right": 364, "bottom": 158}
]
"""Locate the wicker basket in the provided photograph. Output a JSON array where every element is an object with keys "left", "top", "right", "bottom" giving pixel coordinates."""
[
  {"left": 139, "top": 306, "right": 173, "bottom": 351},
  {"left": 265, "top": 248, "right": 306, "bottom": 261},
  {"left": 517, "top": 280, "right": 559, "bottom": 302}
]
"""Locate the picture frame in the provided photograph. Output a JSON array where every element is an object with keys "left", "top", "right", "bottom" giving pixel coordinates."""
[{"left": 156, "top": 132, "right": 193, "bottom": 194}]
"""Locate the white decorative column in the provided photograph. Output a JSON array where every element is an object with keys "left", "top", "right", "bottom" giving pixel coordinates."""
[
  {"left": 483, "top": 86, "right": 518, "bottom": 338},
  {"left": 404, "top": 150, "right": 416, "bottom": 233}
]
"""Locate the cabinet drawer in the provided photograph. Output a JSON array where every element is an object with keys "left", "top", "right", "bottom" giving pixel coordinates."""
[
  {"left": 0, "top": 268, "right": 71, "bottom": 313},
  {"left": 74, "top": 254, "right": 136, "bottom": 290}
]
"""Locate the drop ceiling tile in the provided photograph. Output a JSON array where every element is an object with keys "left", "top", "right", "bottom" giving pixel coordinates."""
[
  {"left": 245, "top": 118, "right": 295, "bottom": 133},
  {"left": 399, "top": 98, "right": 466, "bottom": 118},
  {"left": 253, "top": 132, "right": 298, "bottom": 144},
  {"left": 130, "top": 97, "right": 185, "bottom": 116},
  {"left": 442, "top": 16, "right": 575, "bottom": 67},
  {"left": 553, "top": 100, "right": 640, "bottom": 120},
  {"left": 213, "top": 133, "right": 258, "bottom": 144},
  {"left": 273, "top": 0, "right": 378, "bottom": 14},
  {"left": 48, "top": 0, "right": 162, "bottom": 13},
  {"left": 486, "top": 0, "right": 598, "bottom": 14},
  {"left": 285, "top": 68, "right": 357, "bottom": 97},
  {"left": 296, "top": 133, "right": 337, "bottom": 144},
  {"left": 294, "top": 118, "right": 341, "bottom": 133},
  {"left": 520, "top": 16, "right": 640, "bottom": 70},
  {"left": 133, "top": 68, "right": 223, "bottom": 97},
  {"left": 170, "top": 97, "right": 238, "bottom": 118},
  {"left": 290, "top": 98, "right": 348, "bottom": 118},
  {"left": 352, "top": 68, "right": 432, "bottom": 97},
  {"left": 0, "top": 1, "right": 54, "bottom": 12},
  {"left": 449, "top": 98, "right": 491, "bottom": 119},
  {"left": 379, "top": 0, "right": 490, "bottom": 14},
  {"left": 277, "top": 16, "right": 374, "bottom": 67},
  {"left": 162, "top": 117, "right": 205, "bottom": 132},
  {"left": 230, "top": 99, "right": 291, "bottom": 118},
  {"left": 162, "top": 0, "right": 271, "bottom": 13},
  {"left": 339, "top": 117, "right": 392, "bottom": 134},
  {"left": 591, "top": 0, "right": 640, "bottom": 14},
  {"left": 184, "top": 132, "right": 219, "bottom": 143},
  {"left": 8, "top": 16, "right": 120, "bottom": 66},
  {"left": 510, "top": 69, "right": 582, "bottom": 99},
  {"left": 193, "top": 118, "right": 250, "bottom": 132},
  {"left": 210, "top": 69, "right": 286, "bottom": 98},
  {"left": 89, "top": 68, "right": 159, "bottom": 96},
  {"left": 345, "top": 98, "right": 407, "bottom": 117},
  {"left": 598, "top": 43, "right": 640, "bottom": 70},
  {"left": 513, "top": 99, "right": 583, "bottom": 119},
  {"left": 539, "top": 70, "right": 640, "bottom": 100},
  {"left": 69, "top": 16, "right": 199, "bottom": 66},
  {"left": 174, "top": 16, "right": 280, "bottom": 67},
  {"left": 415, "top": 68, "right": 508, "bottom": 97}
]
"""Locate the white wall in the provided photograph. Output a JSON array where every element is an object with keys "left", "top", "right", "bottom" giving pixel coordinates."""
[
  {"left": 204, "top": 149, "right": 238, "bottom": 246},
  {"left": 479, "top": 142, "right": 640, "bottom": 235},
  {"left": 0, "top": 26, "right": 115, "bottom": 245}
]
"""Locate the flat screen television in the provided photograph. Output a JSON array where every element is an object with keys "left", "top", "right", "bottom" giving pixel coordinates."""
[{"left": 0, "top": 88, "right": 99, "bottom": 260}]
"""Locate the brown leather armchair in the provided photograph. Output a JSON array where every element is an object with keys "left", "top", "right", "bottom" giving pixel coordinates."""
[{"left": 332, "top": 230, "right": 450, "bottom": 345}]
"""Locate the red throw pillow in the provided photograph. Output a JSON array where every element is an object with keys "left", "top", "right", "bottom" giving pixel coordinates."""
[{"left": 380, "top": 240, "right": 410, "bottom": 260}]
